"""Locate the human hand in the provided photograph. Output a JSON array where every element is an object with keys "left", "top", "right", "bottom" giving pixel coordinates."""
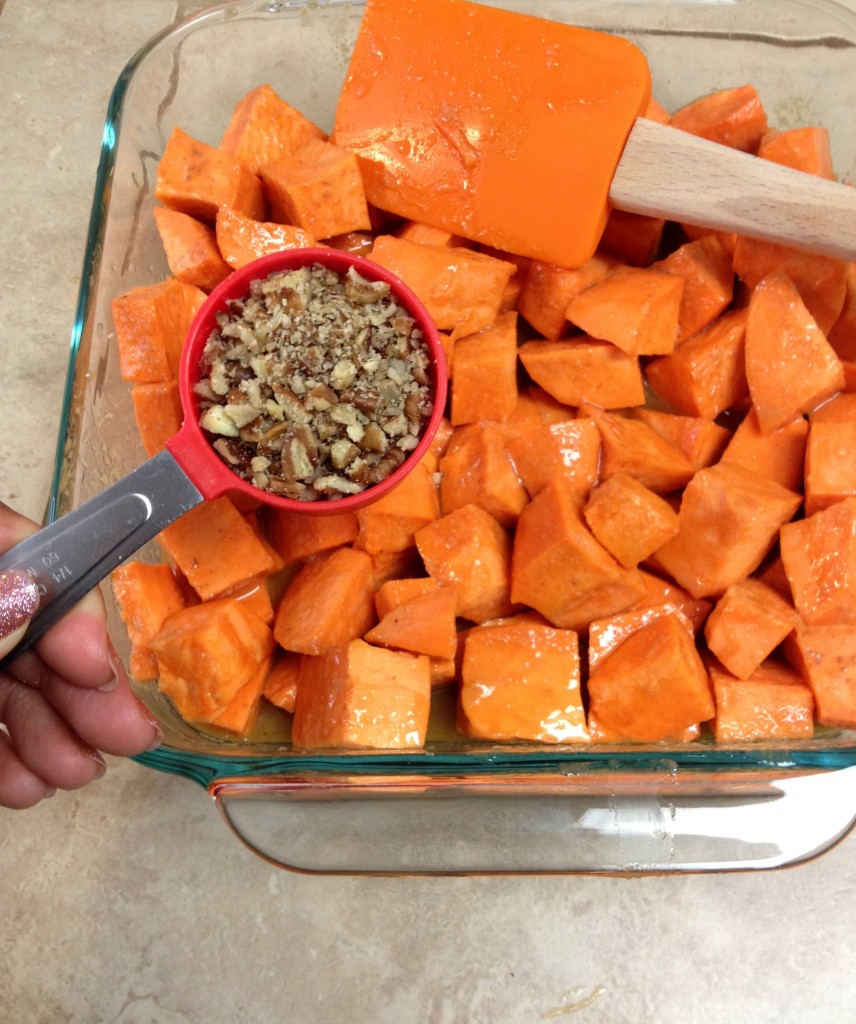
[{"left": 0, "top": 502, "right": 162, "bottom": 809}]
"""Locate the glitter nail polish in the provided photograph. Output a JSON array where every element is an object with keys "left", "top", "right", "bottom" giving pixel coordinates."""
[{"left": 0, "top": 570, "right": 40, "bottom": 641}]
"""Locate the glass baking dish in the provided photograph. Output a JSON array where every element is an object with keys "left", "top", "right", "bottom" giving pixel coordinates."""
[{"left": 51, "top": 0, "right": 856, "bottom": 874}]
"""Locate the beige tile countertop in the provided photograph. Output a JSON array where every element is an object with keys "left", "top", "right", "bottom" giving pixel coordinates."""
[{"left": 3, "top": 2, "right": 856, "bottom": 1022}]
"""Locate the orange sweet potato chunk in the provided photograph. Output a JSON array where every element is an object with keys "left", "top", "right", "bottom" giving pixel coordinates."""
[
  {"left": 669, "top": 84, "right": 768, "bottom": 152},
  {"left": 130, "top": 381, "right": 183, "bottom": 457},
  {"left": 111, "top": 278, "right": 206, "bottom": 384},
  {"left": 633, "top": 409, "right": 731, "bottom": 472},
  {"left": 215, "top": 206, "right": 316, "bottom": 269},
  {"left": 374, "top": 576, "right": 439, "bottom": 619},
  {"left": 459, "top": 619, "right": 589, "bottom": 743},
  {"left": 504, "top": 418, "right": 601, "bottom": 499},
  {"left": 583, "top": 472, "right": 680, "bottom": 569},
  {"left": 827, "top": 263, "right": 856, "bottom": 362},
  {"left": 273, "top": 546, "right": 377, "bottom": 654},
  {"left": 416, "top": 504, "right": 513, "bottom": 624},
  {"left": 439, "top": 423, "right": 527, "bottom": 527},
  {"left": 598, "top": 209, "right": 665, "bottom": 267},
  {"left": 709, "top": 659, "right": 814, "bottom": 742},
  {"left": 396, "top": 220, "right": 471, "bottom": 248},
  {"left": 654, "top": 234, "right": 734, "bottom": 343},
  {"left": 159, "top": 496, "right": 284, "bottom": 601},
  {"left": 720, "top": 407, "right": 808, "bottom": 492},
  {"left": 758, "top": 126, "right": 835, "bottom": 179},
  {"left": 268, "top": 507, "right": 359, "bottom": 565},
  {"left": 780, "top": 498, "right": 856, "bottom": 626},
  {"left": 518, "top": 337, "right": 645, "bottom": 410},
  {"left": 219, "top": 83, "right": 326, "bottom": 175},
  {"left": 364, "top": 584, "right": 458, "bottom": 659},
  {"left": 369, "top": 235, "right": 515, "bottom": 337},
  {"left": 703, "top": 579, "right": 798, "bottom": 680},
  {"left": 745, "top": 273, "right": 844, "bottom": 433},
  {"left": 450, "top": 312, "right": 519, "bottom": 425},
  {"left": 565, "top": 266, "right": 684, "bottom": 356},
  {"left": 210, "top": 659, "right": 272, "bottom": 737},
  {"left": 653, "top": 463, "right": 802, "bottom": 599},
  {"left": 785, "top": 624, "right": 856, "bottom": 729},
  {"left": 293, "top": 639, "right": 430, "bottom": 749},
  {"left": 260, "top": 137, "right": 371, "bottom": 238},
  {"left": 804, "top": 419, "right": 856, "bottom": 514},
  {"left": 517, "top": 254, "right": 615, "bottom": 339},
  {"left": 153, "top": 206, "right": 232, "bottom": 293},
  {"left": 354, "top": 462, "right": 440, "bottom": 554},
  {"left": 588, "top": 601, "right": 697, "bottom": 675},
  {"left": 155, "top": 127, "right": 265, "bottom": 223},
  {"left": 111, "top": 561, "right": 186, "bottom": 681},
  {"left": 587, "top": 614, "right": 715, "bottom": 742},
  {"left": 262, "top": 651, "right": 302, "bottom": 713}
]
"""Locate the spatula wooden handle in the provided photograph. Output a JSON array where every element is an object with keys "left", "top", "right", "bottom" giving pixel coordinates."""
[{"left": 610, "top": 117, "right": 856, "bottom": 262}]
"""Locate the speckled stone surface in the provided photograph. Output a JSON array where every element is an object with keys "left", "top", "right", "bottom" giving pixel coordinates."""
[{"left": 2, "top": 3, "right": 856, "bottom": 1022}]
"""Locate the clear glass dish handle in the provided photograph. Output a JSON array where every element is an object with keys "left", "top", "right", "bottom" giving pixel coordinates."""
[{"left": 211, "top": 764, "right": 856, "bottom": 875}]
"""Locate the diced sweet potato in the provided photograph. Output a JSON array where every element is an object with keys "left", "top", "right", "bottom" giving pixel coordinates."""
[
  {"left": 633, "top": 409, "right": 731, "bottom": 471},
  {"left": 827, "top": 263, "right": 856, "bottom": 361},
  {"left": 804, "top": 419, "right": 856, "bottom": 514},
  {"left": 810, "top": 393, "right": 856, "bottom": 425},
  {"left": 130, "top": 380, "right": 183, "bottom": 457},
  {"left": 565, "top": 266, "right": 684, "bottom": 355},
  {"left": 111, "top": 278, "right": 206, "bottom": 383},
  {"left": 159, "top": 496, "right": 284, "bottom": 600},
  {"left": 587, "top": 614, "right": 715, "bottom": 742},
  {"left": 654, "top": 234, "right": 734, "bottom": 343},
  {"left": 669, "top": 84, "right": 768, "bottom": 152},
  {"left": 396, "top": 220, "right": 470, "bottom": 248},
  {"left": 758, "top": 126, "right": 835, "bottom": 179},
  {"left": 153, "top": 206, "right": 232, "bottom": 292},
  {"left": 215, "top": 206, "right": 316, "bottom": 269},
  {"left": 415, "top": 504, "right": 513, "bottom": 623},
  {"left": 273, "top": 546, "right": 377, "bottom": 654},
  {"left": 369, "top": 547, "right": 424, "bottom": 589},
  {"left": 268, "top": 507, "right": 359, "bottom": 565},
  {"left": 262, "top": 651, "right": 302, "bottom": 713},
  {"left": 374, "top": 576, "right": 439, "bottom": 619},
  {"left": 780, "top": 497, "right": 856, "bottom": 625},
  {"left": 703, "top": 579, "right": 798, "bottom": 680},
  {"left": 720, "top": 407, "right": 808, "bottom": 492},
  {"left": 155, "top": 127, "right": 265, "bottom": 223},
  {"left": 517, "top": 254, "right": 615, "bottom": 339},
  {"left": 449, "top": 312, "right": 519, "bottom": 425},
  {"left": 709, "top": 659, "right": 814, "bottom": 742},
  {"left": 784, "top": 624, "right": 856, "bottom": 729},
  {"left": 644, "top": 308, "right": 748, "bottom": 419},
  {"left": 364, "top": 583, "right": 458, "bottom": 659},
  {"left": 583, "top": 472, "right": 680, "bottom": 569},
  {"left": 653, "top": 463, "right": 802, "bottom": 598},
  {"left": 222, "top": 577, "right": 275, "bottom": 626},
  {"left": 518, "top": 338, "right": 645, "bottom": 410},
  {"left": 630, "top": 570, "right": 712, "bottom": 631},
  {"left": 459, "top": 619, "right": 589, "bottom": 743},
  {"left": 293, "top": 639, "right": 430, "bottom": 749},
  {"left": 210, "top": 658, "right": 272, "bottom": 736},
  {"left": 587, "top": 713, "right": 701, "bottom": 745},
  {"left": 354, "top": 462, "right": 440, "bottom": 554},
  {"left": 504, "top": 418, "right": 601, "bottom": 499},
  {"left": 369, "top": 235, "right": 515, "bottom": 336},
  {"left": 111, "top": 561, "right": 186, "bottom": 680},
  {"left": 745, "top": 273, "right": 844, "bottom": 433},
  {"left": 439, "top": 423, "right": 527, "bottom": 527},
  {"left": 219, "top": 83, "right": 326, "bottom": 175},
  {"left": 260, "top": 137, "right": 371, "bottom": 238},
  {"left": 598, "top": 209, "right": 665, "bottom": 267}
]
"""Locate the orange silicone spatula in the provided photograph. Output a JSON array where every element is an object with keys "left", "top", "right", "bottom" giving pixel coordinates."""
[{"left": 334, "top": 0, "right": 856, "bottom": 269}]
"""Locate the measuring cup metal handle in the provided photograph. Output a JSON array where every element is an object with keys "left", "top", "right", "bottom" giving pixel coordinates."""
[{"left": 0, "top": 450, "right": 203, "bottom": 672}]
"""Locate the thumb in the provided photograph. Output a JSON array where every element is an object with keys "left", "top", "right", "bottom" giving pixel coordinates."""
[{"left": 0, "top": 570, "right": 40, "bottom": 663}]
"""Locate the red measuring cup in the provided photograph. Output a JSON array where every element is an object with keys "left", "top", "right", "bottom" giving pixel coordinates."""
[{"left": 0, "top": 248, "right": 447, "bottom": 669}]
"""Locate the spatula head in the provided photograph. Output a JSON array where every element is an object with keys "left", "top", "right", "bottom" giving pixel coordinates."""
[{"left": 335, "top": 0, "right": 651, "bottom": 268}]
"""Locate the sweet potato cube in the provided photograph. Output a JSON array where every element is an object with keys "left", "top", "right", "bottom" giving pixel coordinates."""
[
  {"left": 263, "top": 652, "right": 302, "bottom": 713},
  {"left": 583, "top": 473, "right": 680, "bottom": 568},
  {"left": 375, "top": 576, "right": 439, "bottom": 619},
  {"left": 365, "top": 584, "right": 458, "bottom": 660},
  {"left": 111, "top": 278, "right": 206, "bottom": 383},
  {"left": 450, "top": 312, "right": 519, "bottom": 425},
  {"left": 633, "top": 409, "right": 731, "bottom": 472},
  {"left": 653, "top": 463, "right": 802, "bottom": 598},
  {"left": 709, "top": 659, "right": 814, "bottom": 742},
  {"left": 369, "top": 235, "right": 516, "bottom": 336},
  {"left": 223, "top": 577, "right": 275, "bottom": 626},
  {"left": 810, "top": 393, "right": 856, "bottom": 425},
  {"left": 511, "top": 478, "right": 644, "bottom": 629},
  {"left": 396, "top": 220, "right": 470, "bottom": 247},
  {"left": 630, "top": 570, "right": 712, "bottom": 631},
  {"left": 598, "top": 209, "right": 665, "bottom": 267},
  {"left": 293, "top": 639, "right": 430, "bottom": 749},
  {"left": 785, "top": 624, "right": 856, "bottom": 729},
  {"left": 219, "top": 83, "right": 326, "bottom": 175},
  {"left": 151, "top": 598, "right": 275, "bottom": 721},
  {"left": 745, "top": 273, "right": 844, "bottom": 433},
  {"left": 565, "top": 266, "right": 684, "bottom": 356},
  {"left": 260, "top": 137, "right": 371, "bottom": 238},
  {"left": 130, "top": 380, "right": 183, "bottom": 457},
  {"left": 585, "top": 405, "right": 695, "bottom": 494},
  {"left": 416, "top": 504, "right": 513, "bottom": 624},
  {"left": 159, "top": 496, "right": 284, "bottom": 600},
  {"left": 588, "top": 601, "right": 697, "bottom": 674},
  {"left": 758, "top": 126, "right": 835, "bottom": 179},
  {"left": 459, "top": 620, "right": 588, "bottom": 743},
  {"left": 587, "top": 713, "right": 701, "bottom": 745},
  {"left": 152, "top": 206, "right": 231, "bottom": 293},
  {"left": 439, "top": 423, "right": 527, "bottom": 527},
  {"left": 644, "top": 308, "right": 748, "bottom": 419},
  {"left": 269, "top": 507, "right": 359, "bottom": 565},
  {"left": 505, "top": 417, "right": 601, "bottom": 499},
  {"left": 804, "top": 419, "right": 856, "bottom": 514},
  {"left": 273, "top": 546, "right": 377, "bottom": 654},
  {"left": 215, "top": 206, "right": 316, "bottom": 269},
  {"left": 355, "top": 462, "right": 440, "bottom": 554},
  {"left": 704, "top": 579, "right": 798, "bottom": 680},
  {"left": 369, "top": 547, "right": 423, "bottom": 589},
  {"left": 828, "top": 263, "right": 856, "bottom": 361},
  {"left": 588, "top": 614, "right": 714, "bottom": 742},
  {"left": 654, "top": 234, "right": 734, "bottom": 343},
  {"left": 111, "top": 561, "right": 186, "bottom": 681},
  {"left": 720, "top": 407, "right": 808, "bottom": 492},
  {"left": 519, "top": 337, "right": 645, "bottom": 410},
  {"left": 155, "top": 127, "right": 265, "bottom": 223},
  {"left": 210, "top": 658, "right": 272, "bottom": 737},
  {"left": 669, "top": 84, "right": 768, "bottom": 152},
  {"left": 517, "top": 254, "right": 615, "bottom": 339},
  {"left": 780, "top": 498, "right": 856, "bottom": 625}
]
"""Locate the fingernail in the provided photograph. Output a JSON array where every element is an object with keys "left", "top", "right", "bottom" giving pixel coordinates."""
[
  {"left": 97, "top": 642, "right": 123, "bottom": 693},
  {"left": 89, "top": 750, "right": 107, "bottom": 780},
  {"left": 43, "top": 786, "right": 57, "bottom": 799},
  {"left": 134, "top": 695, "right": 164, "bottom": 752},
  {"left": 0, "top": 569, "right": 40, "bottom": 640}
]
